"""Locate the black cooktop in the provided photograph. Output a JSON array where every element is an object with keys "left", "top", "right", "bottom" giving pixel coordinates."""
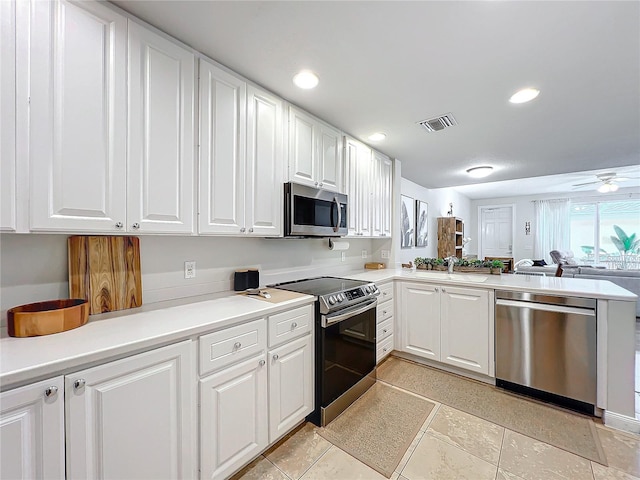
[{"left": 270, "top": 277, "right": 369, "bottom": 296}]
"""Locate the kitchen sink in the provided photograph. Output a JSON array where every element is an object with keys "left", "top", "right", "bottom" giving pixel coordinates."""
[{"left": 412, "top": 271, "right": 489, "bottom": 283}]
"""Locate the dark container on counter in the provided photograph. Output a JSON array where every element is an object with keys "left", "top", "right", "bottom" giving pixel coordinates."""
[
  {"left": 248, "top": 268, "right": 259, "bottom": 289},
  {"left": 234, "top": 269, "right": 249, "bottom": 291}
]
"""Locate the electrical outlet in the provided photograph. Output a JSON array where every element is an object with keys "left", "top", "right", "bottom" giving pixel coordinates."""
[
  {"left": 341, "top": 252, "right": 346, "bottom": 262},
  {"left": 381, "top": 250, "right": 390, "bottom": 259},
  {"left": 184, "top": 261, "right": 196, "bottom": 279},
  {"left": 361, "top": 250, "right": 368, "bottom": 259}
]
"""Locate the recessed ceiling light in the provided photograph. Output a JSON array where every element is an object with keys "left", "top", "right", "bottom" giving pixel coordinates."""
[
  {"left": 509, "top": 88, "right": 540, "bottom": 104},
  {"left": 466, "top": 166, "right": 494, "bottom": 178},
  {"left": 293, "top": 70, "right": 319, "bottom": 89},
  {"left": 368, "top": 132, "right": 386, "bottom": 142}
]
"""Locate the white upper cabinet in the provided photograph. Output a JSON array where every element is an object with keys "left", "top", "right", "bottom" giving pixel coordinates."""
[
  {"left": 128, "top": 21, "right": 195, "bottom": 234},
  {"left": 288, "top": 106, "right": 343, "bottom": 193},
  {"left": 199, "top": 59, "right": 284, "bottom": 236},
  {"left": 344, "top": 138, "right": 359, "bottom": 236},
  {"left": 1, "top": 0, "right": 16, "bottom": 231},
  {"left": 245, "top": 85, "right": 284, "bottom": 236},
  {"left": 372, "top": 150, "right": 392, "bottom": 238},
  {"left": 198, "top": 60, "right": 246, "bottom": 234},
  {"left": 29, "top": 0, "right": 127, "bottom": 232}
]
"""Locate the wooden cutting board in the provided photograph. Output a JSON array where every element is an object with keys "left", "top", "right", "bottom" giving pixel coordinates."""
[{"left": 68, "top": 236, "right": 142, "bottom": 314}]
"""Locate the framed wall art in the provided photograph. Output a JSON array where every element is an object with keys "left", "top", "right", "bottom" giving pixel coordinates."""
[
  {"left": 415, "top": 200, "right": 428, "bottom": 247},
  {"left": 400, "top": 195, "right": 415, "bottom": 248}
]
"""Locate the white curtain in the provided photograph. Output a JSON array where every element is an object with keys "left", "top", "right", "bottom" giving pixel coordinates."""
[{"left": 533, "top": 199, "right": 570, "bottom": 263}]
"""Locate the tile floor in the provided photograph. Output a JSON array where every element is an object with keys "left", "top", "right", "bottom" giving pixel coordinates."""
[{"left": 232, "top": 321, "right": 640, "bottom": 480}]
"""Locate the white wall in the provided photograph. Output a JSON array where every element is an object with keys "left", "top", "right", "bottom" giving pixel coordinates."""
[
  {"left": 468, "top": 188, "right": 640, "bottom": 262},
  {"left": 397, "top": 177, "right": 472, "bottom": 265},
  {"left": 0, "top": 233, "right": 375, "bottom": 325}
]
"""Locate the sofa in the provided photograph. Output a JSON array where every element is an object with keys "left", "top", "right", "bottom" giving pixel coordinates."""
[{"left": 566, "top": 267, "right": 640, "bottom": 317}]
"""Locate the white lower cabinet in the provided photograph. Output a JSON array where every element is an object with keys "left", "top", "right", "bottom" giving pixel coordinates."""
[
  {"left": 200, "top": 354, "right": 268, "bottom": 480},
  {"left": 376, "top": 281, "right": 395, "bottom": 363},
  {"left": 400, "top": 282, "right": 490, "bottom": 375},
  {"left": 269, "top": 334, "right": 313, "bottom": 442},
  {"left": 65, "top": 341, "right": 195, "bottom": 480},
  {"left": 0, "top": 376, "right": 65, "bottom": 479}
]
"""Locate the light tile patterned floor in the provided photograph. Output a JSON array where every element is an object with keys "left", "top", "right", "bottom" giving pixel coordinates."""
[{"left": 233, "top": 320, "right": 640, "bottom": 480}]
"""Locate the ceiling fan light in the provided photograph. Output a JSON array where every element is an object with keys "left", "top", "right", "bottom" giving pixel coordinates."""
[
  {"left": 598, "top": 183, "right": 611, "bottom": 193},
  {"left": 609, "top": 183, "right": 619, "bottom": 192},
  {"left": 466, "top": 166, "right": 494, "bottom": 178}
]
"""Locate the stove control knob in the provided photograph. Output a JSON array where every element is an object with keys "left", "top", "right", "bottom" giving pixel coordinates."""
[
  {"left": 328, "top": 296, "right": 336, "bottom": 305},
  {"left": 340, "top": 293, "right": 346, "bottom": 301},
  {"left": 335, "top": 294, "right": 342, "bottom": 302}
]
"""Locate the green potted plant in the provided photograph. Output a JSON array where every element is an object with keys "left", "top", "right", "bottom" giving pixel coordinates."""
[
  {"left": 489, "top": 259, "right": 504, "bottom": 274},
  {"left": 433, "top": 258, "right": 446, "bottom": 271},
  {"left": 414, "top": 257, "right": 427, "bottom": 270}
]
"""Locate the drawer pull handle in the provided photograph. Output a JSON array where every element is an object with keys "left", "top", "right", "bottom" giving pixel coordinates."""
[
  {"left": 259, "top": 359, "right": 266, "bottom": 367},
  {"left": 273, "top": 354, "right": 279, "bottom": 361},
  {"left": 291, "top": 322, "right": 298, "bottom": 329},
  {"left": 383, "top": 310, "right": 387, "bottom": 315},
  {"left": 115, "top": 222, "right": 123, "bottom": 229},
  {"left": 383, "top": 329, "right": 387, "bottom": 334},
  {"left": 44, "top": 386, "right": 58, "bottom": 398},
  {"left": 234, "top": 342, "right": 241, "bottom": 349},
  {"left": 383, "top": 348, "right": 388, "bottom": 352},
  {"left": 442, "top": 288, "right": 446, "bottom": 293},
  {"left": 73, "top": 379, "right": 85, "bottom": 391},
  {"left": 434, "top": 287, "right": 439, "bottom": 293},
  {"left": 383, "top": 292, "right": 388, "bottom": 296}
]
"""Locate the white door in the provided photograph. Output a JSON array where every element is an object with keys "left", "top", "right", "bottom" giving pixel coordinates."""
[
  {"left": 316, "top": 123, "right": 342, "bottom": 192},
  {"left": 401, "top": 282, "right": 441, "bottom": 360},
  {"left": 344, "top": 137, "right": 360, "bottom": 236},
  {"left": 128, "top": 21, "right": 195, "bottom": 234},
  {"left": 200, "top": 354, "right": 268, "bottom": 480},
  {"left": 198, "top": 59, "right": 246, "bottom": 235},
  {"left": 288, "top": 106, "right": 316, "bottom": 188},
  {"left": 1, "top": 0, "right": 16, "bottom": 231},
  {"left": 65, "top": 341, "right": 195, "bottom": 480},
  {"left": 29, "top": 0, "right": 127, "bottom": 232},
  {"left": 245, "top": 84, "right": 284, "bottom": 236},
  {"left": 440, "top": 287, "right": 490, "bottom": 375},
  {"left": 268, "top": 334, "right": 313, "bottom": 443},
  {"left": 0, "top": 377, "right": 65, "bottom": 480},
  {"left": 480, "top": 206, "right": 514, "bottom": 259},
  {"left": 379, "top": 155, "right": 393, "bottom": 238}
]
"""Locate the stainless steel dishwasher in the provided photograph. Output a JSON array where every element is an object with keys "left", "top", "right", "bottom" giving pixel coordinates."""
[{"left": 495, "top": 290, "right": 597, "bottom": 414}]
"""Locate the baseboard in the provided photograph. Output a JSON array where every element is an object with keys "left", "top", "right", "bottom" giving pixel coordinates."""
[{"left": 603, "top": 410, "right": 640, "bottom": 434}]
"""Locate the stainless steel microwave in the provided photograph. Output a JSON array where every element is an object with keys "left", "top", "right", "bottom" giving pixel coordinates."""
[{"left": 284, "top": 182, "right": 348, "bottom": 237}]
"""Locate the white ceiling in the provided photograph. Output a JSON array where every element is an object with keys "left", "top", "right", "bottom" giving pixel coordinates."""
[{"left": 112, "top": 0, "right": 640, "bottom": 195}]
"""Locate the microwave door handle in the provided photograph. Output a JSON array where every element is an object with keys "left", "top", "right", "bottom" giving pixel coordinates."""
[{"left": 333, "top": 196, "right": 341, "bottom": 232}]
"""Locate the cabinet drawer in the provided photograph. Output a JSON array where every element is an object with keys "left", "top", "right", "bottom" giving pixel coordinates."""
[
  {"left": 377, "top": 317, "right": 393, "bottom": 342},
  {"left": 378, "top": 282, "right": 394, "bottom": 303},
  {"left": 377, "top": 335, "right": 394, "bottom": 363},
  {"left": 199, "top": 319, "right": 266, "bottom": 375},
  {"left": 268, "top": 304, "right": 313, "bottom": 348},
  {"left": 376, "top": 300, "right": 394, "bottom": 324}
]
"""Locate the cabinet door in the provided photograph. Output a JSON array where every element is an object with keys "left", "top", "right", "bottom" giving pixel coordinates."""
[
  {"left": 1, "top": 0, "right": 16, "bottom": 231},
  {"left": 200, "top": 355, "right": 268, "bottom": 480},
  {"left": 128, "top": 21, "right": 195, "bottom": 234},
  {"left": 440, "top": 287, "right": 490, "bottom": 375},
  {"left": 357, "top": 143, "right": 373, "bottom": 237},
  {"left": 344, "top": 137, "right": 360, "bottom": 236},
  {"left": 379, "top": 154, "right": 393, "bottom": 238},
  {"left": 288, "top": 106, "right": 316, "bottom": 188},
  {"left": 0, "top": 377, "right": 65, "bottom": 480},
  {"left": 316, "top": 123, "right": 342, "bottom": 192},
  {"left": 66, "top": 341, "right": 195, "bottom": 480},
  {"left": 29, "top": 0, "right": 127, "bottom": 232},
  {"left": 246, "top": 84, "right": 284, "bottom": 236},
  {"left": 371, "top": 151, "right": 384, "bottom": 237},
  {"left": 268, "top": 334, "right": 313, "bottom": 443},
  {"left": 198, "top": 59, "right": 246, "bottom": 235},
  {"left": 401, "top": 282, "right": 441, "bottom": 360}
]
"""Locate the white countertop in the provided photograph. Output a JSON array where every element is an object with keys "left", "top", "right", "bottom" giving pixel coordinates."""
[
  {"left": 0, "top": 290, "right": 314, "bottom": 390},
  {"left": 2, "top": 267, "right": 636, "bottom": 390},
  {"left": 343, "top": 268, "right": 638, "bottom": 301}
]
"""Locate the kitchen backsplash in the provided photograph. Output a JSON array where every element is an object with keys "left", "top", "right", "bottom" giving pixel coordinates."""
[{"left": 0, "top": 233, "right": 387, "bottom": 326}]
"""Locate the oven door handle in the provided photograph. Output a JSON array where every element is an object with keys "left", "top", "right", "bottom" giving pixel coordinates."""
[{"left": 321, "top": 299, "right": 377, "bottom": 327}]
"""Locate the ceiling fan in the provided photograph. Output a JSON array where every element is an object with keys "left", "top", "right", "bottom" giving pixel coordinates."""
[{"left": 572, "top": 172, "right": 640, "bottom": 193}]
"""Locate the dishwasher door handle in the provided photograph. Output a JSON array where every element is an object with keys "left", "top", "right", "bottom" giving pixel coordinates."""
[{"left": 496, "top": 299, "right": 595, "bottom": 316}]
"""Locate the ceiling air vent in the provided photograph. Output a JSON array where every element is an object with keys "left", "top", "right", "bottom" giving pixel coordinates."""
[{"left": 417, "top": 113, "right": 457, "bottom": 132}]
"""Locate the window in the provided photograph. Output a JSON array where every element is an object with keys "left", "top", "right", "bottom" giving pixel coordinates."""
[{"left": 570, "top": 200, "right": 640, "bottom": 268}]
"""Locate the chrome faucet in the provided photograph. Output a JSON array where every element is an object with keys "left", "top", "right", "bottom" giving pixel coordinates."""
[{"left": 446, "top": 256, "right": 458, "bottom": 274}]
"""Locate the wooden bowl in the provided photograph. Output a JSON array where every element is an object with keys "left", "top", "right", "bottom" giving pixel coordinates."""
[{"left": 7, "top": 299, "right": 89, "bottom": 337}]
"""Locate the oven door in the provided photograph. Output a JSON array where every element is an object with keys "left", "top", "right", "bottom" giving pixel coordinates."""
[
  {"left": 318, "top": 299, "right": 377, "bottom": 424},
  {"left": 285, "top": 182, "right": 347, "bottom": 237}
]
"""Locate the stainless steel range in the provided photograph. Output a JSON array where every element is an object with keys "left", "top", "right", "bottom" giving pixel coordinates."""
[{"left": 271, "top": 277, "right": 379, "bottom": 426}]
